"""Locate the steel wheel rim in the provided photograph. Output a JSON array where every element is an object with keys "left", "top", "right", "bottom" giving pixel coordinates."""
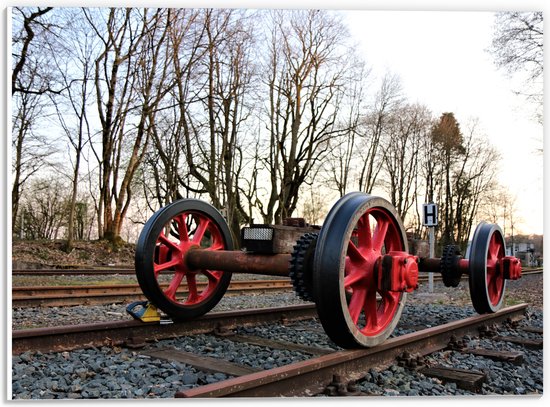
[
  {"left": 135, "top": 199, "right": 233, "bottom": 320},
  {"left": 469, "top": 222, "right": 507, "bottom": 313},
  {"left": 314, "top": 192, "right": 407, "bottom": 348}
]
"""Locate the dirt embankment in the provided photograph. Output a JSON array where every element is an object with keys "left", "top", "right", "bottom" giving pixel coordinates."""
[{"left": 11, "top": 240, "right": 136, "bottom": 269}]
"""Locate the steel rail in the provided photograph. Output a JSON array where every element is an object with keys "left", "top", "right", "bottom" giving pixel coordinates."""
[
  {"left": 12, "top": 279, "right": 293, "bottom": 307},
  {"left": 13, "top": 267, "right": 542, "bottom": 277},
  {"left": 176, "top": 303, "right": 528, "bottom": 398},
  {"left": 11, "top": 304, "right": 317, "bottom": 354},
  {"left": 12, "top": 268, "right": 136, "bottom": 275},
  {"left": 11, "top": 269, "right": 542, "bottom": 308}
]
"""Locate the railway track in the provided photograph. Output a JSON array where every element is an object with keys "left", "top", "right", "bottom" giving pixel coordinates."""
[
  {"left": 12, "top": 279, "right": 292, "bottom": 308},
  {"left": 12, "top": 303, "right": 538, "bottom": 397},
  {"left": 12, "top": 304, "right": 317, "bottom": 354},
  {"left": 177, "top": 303, "right": 533, "bottom": 397},
  {"left": 12, "top": 269, "right": 542, "bottom": 308},
  {"left": 12, "top": 267, "right": 543, "bottom": 276},
  {"left": 12, "top": 268, "right": 136, "bottom": 276}
]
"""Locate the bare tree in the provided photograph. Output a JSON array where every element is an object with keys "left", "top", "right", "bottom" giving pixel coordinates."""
[
  {"left": 357, "top": 72, "right": 404, "bottom": 193},
  {"left": 12, "top": 90, "right": 56, "bottom": 237},
  {"left": 430, "top": 112, "right": 465, "bottom": 246},
  {"left": 140, "top": 8, "right": 204, "bottom": 208},
  {"left": 381, "top": 103, "right": 431, "bottom": 224},
  {"left": 20, "top": 178, "right": 69, "bottom": 240},
  {"left": 11, "top": 6, "right": 60, "bottom": 235},
  {"left": 198, "top": 9, "right": 256, "bottom": 240},
  {"left": 152, "top": 9, "right": 258, "bottom": 242},
  {"left": 491, "top": 12, "right": 543, "bottom": 123},
  {"left": 48, "top": 8, "right": 98, "bottom": 251},
  {"left": 491, "top": 12, "right": 543, "bottom": 83},
  {"left": 451, "top": 120, "right": 500, "bottom": 250},
  {"left": 260, "top": 10, "right": 352, "bottom": 223},
  {"left": 85, "top": 8, "right": 171, "bottom": 245},
  {"left": 299, "top": 180, "right": 327, "bottom": 225},
  {"left": 324, "top": 59, "right": 370, "bottom": 197},
  {"left": 11, "top": 7, "right": 58, "bottom": 96}
]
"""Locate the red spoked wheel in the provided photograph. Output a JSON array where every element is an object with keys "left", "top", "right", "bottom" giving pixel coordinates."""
[
  {"left": 135, "top": 199, "right": 233, "bottom": 320},
  {"left": 313, "top": 192, "right": 408, "bottom": 348},
  {"left": 468, "top": 222, "right": 507, "bottom": 314}
]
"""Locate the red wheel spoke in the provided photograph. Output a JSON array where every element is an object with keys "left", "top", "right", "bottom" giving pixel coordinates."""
[
  {"left": 158, "top": 234, "right": 181, "bottom": 253},
  {"left": 174, "top": 213, "right": 190, "bottom": 242},
  {"left": 486, "top": 233, "right": 504, "bottom": 306},
  {"left": 192, "top": 217, "right": 210, "bottom": 244},
  {"left": 380, "top": 291, "right": 397, "bottom": 316},
  {"left": 486, "top": 271, "right": 494, "bottom": 288},
  {"left": 358, "top": 214, "right": 372, "bottom": 249},
  {"left": 207, "top": 241, "right": 224, "bottom": 251},
  {"left": 487, "top": 268, "right": 502, "bottom": 303},
  {"left": 363, "top": 289, "right": 379, "bottom": 330},
  {"left": 347, "top": 241, "right": 365, "bottom": 263},
  {"left": 344, "top": 267, "right": 365, "bottom": 290},
  {"left": 163, "top": 272, "right": 185, "bottom": 301},
  {"left": 202, "top": 269, "right": 221, "bottom": 283},
  {"left": 154, "top": 257, "right": 181, "bottom": 274},
  {"left": 348, "top": 287, "right": 367, "bottom": 324},
  {"left": 488, "top": 278, "right": 500, "bottom": 303},
  {"left": 488, "top": 237, "right": 500, "bottom": 260},
  {"left": 185, "top": 273, "right": 199, "bottom": 303},
  {"left": 487, "top": 276, "right": 497, "bottom": 297},
  {"left": 372, "top": 218, "right": 389, "bottom": 252}
]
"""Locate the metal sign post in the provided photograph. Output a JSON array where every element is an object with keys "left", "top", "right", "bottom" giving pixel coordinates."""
[{"left": 422, "top": 203, "right": 438, "bottom": 293}]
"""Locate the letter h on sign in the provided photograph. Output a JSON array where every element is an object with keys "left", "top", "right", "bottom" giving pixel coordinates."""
[{"left": 423, "top": 203, "right": 438, "bottom": 227}]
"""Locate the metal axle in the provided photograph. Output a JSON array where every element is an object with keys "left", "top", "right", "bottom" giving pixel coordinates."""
[
  {"left": 186, "top": 247, "right": 520, "bottom": 285},
  {"left": 418, "top": 257, "right": 469, "bottom": 274},
  {"left": 185, "top": 248, "right": 291, "bottom": 277}
]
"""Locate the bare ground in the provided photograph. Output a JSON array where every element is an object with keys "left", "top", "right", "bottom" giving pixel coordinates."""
[{"left": 11, "top": 240, "right": 135, "bottom": 269}]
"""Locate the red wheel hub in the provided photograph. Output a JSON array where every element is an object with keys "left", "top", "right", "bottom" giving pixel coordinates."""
[
  {"left": 501, "top": 256, "right": 522, "bottom": 280},
  {"left": 377, "top": 251, "right": 419, "bottom": 293}
]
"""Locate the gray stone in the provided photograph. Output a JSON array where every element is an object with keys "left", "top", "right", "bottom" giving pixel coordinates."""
[
  {"left": 81, "top": 389, "right": 100, "bottom": 398},
  {"left": 165, "top": 374, "right": 181, "bottom": 383},
  {"left": 182, "top": 373, "right": 198, "bottom": 385}
]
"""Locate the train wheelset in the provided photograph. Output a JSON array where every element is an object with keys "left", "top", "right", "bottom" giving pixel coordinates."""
[{"left": 133, "top": 192, "right": 522, "bottom": 349}]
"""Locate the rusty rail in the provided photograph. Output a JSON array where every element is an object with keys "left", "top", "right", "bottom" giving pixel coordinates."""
[
  {"left": 12, "top": 304, "right": 317, "bottom": 354},
  {"left": 12, "top": 279, "right": 293, "bottom": 307},
  {"left": 13, "top": 267, "right": 542, "bottom": 277},
  {"left": 176, "top": 303, "right": 528, "bottom": 397}
]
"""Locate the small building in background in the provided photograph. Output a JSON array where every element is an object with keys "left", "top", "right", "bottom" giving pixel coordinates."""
[{"left": 507, "top": 242, "right": 538, "bottom": 267}]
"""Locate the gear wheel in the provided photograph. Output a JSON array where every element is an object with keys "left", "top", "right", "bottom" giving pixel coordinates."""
[
  {"left": 440, "top": 244, "right": 462, "bottom": 287},
  {"left": 289, "top": 233, "right": 318, "bottom": 302}
]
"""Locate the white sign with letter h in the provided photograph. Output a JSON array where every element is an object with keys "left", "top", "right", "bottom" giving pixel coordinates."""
[{"left": 422, "top": 203, "right": 438, "bottom": 227}]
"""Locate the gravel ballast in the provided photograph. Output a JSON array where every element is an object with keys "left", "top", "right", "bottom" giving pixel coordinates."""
[{"left": 11, "top": 273, "right": 543, "bottom": 399}]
